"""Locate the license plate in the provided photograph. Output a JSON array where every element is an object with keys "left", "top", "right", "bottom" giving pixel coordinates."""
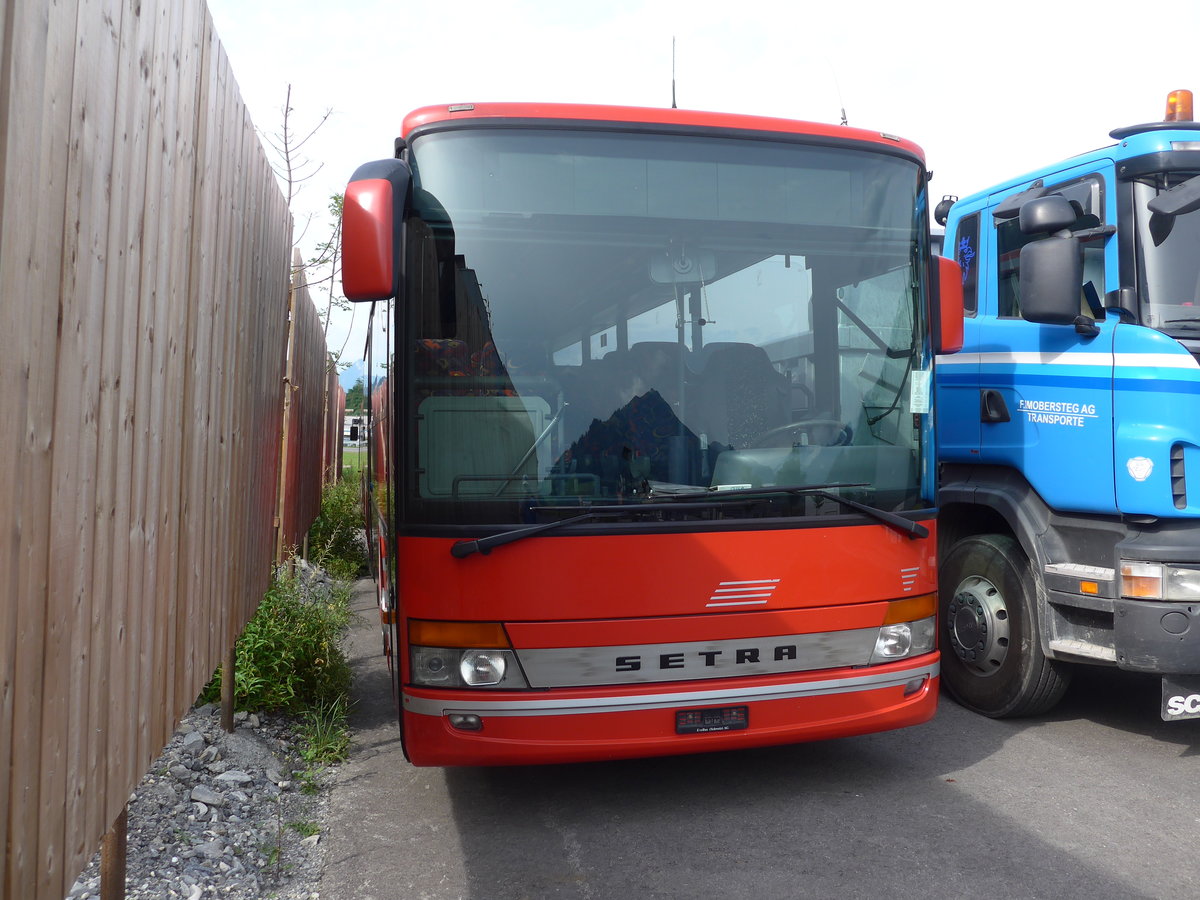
[
  {"left": 1161, "top": 675, "right": 1200, "bottom": 721},
  {"left": 676, "top": 705, "right": 748, "bottom": 734}
]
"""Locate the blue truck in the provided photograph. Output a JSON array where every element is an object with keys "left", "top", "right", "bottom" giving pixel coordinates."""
[{"left": 934, "top": 90, "right": 1200, "bottom": 721}]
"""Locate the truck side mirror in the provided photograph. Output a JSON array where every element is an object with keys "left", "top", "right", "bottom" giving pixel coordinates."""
[
  {"left": 1019, "top": 236, "right": 1083, "bottom": 325},
  {"left": 934, "top": 255, "right": 964, "bottom": 354},
  {"left": 1019, "top": 194, "right": 1077, "bottom": 235},
  {"left": 342, "top": 159, "right": 412, "bottom": 302}
]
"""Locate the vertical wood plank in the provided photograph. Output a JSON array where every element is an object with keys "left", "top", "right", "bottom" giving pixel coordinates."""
[
  {"left": 103, "top": 0, "right": 156, "bottom": 828},
  {"left": 3, "top": 0, "right": 83, "bottom": 896},
  {"left": 128, "top": 0, "right": 172, "bottom": 784},
  {"left": 155, "top": 0, "right": 202, "bottom": 740},
  {"left": 172, "top": 4, "right": 218, "bottom": 722},
  {"left": 50, "top": 0, "right": 121, "bottom": 881}
]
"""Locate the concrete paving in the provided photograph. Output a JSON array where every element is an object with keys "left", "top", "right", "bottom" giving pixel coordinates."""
[{"left": 321, "top": 581, "right": 471, "bottom": 900}]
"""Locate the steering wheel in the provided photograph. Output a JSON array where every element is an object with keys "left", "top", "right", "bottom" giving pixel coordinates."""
[{"left": 751, "top": 419, "right": 852, "bottom": 448}]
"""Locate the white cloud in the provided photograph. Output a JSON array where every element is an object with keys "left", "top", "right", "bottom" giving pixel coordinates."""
[{"left": 206, "top": 0, "right": 1200, "bottom": 358}]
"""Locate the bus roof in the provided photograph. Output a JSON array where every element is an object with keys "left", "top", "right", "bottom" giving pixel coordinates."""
[{"left": 399, "top": 102, "right": 925, "bottom": 160}]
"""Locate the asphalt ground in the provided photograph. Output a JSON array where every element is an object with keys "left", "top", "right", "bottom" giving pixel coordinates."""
[{"left": 321, "top": 580, "right": 1200, "bottom": 900}]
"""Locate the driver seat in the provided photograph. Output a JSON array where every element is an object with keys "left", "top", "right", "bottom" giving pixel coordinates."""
[{"left": 689, "top": 342, "right": 788, "bottom": 449}]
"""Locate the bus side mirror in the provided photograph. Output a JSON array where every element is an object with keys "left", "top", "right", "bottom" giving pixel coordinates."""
[
  {"left": 342, "top": 159, "right": 411, "bottom": 302},
  {"left": 935, "top": 255, "right": 964, "bottom": 354},
  {"left": 1019, "top": 236, "right": 1083, "bottom": 326}
]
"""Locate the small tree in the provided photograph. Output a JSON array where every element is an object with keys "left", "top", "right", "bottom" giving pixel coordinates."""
[
  {"left": 345, "top": 377, "right": 365, "bottom": 413},
  {"left": 264, "top": 87, "right": 354, "bottom": 370}
]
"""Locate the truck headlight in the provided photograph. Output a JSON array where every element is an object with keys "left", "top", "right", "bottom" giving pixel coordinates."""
[{"left": 1121, "top": 561, "right": 1200, "bottom": 601}]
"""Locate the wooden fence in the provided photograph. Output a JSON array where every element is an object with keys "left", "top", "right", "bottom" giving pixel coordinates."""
[
  {"left": 278, "top": 254, "right": 346, "bottom": 555},
  {"left": 0, "top": 2, "right": 340, "bottom": 898}
]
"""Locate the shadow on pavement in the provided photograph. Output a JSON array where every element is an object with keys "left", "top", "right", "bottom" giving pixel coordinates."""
[{"left": 327, "top": 577, "right": 1187, "bottom": 900}]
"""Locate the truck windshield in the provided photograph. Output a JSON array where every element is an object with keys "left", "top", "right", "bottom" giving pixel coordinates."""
[
  {"left": 1134, "top": 176, "right": 1200, "bottom": 335},
  {"left": 399, "top": 126, "right": 929, "bottom": 526}
]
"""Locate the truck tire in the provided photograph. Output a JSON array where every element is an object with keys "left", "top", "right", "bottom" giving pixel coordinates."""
[{"left": 939, "top": 533, "right": 1070, "bottom": 717}]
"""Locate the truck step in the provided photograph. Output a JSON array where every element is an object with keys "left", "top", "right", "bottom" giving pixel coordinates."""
[{"left": 1048, "top": 638, "right": 1117, "bottom": 663}]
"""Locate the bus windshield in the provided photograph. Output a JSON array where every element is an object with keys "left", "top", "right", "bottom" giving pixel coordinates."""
[{"left": 400, "top": 126, "right": 929, "bottom": 526}]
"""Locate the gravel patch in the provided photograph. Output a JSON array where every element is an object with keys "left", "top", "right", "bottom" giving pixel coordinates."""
[{"left": 65, "top": 703, "right": 331, "bottom": 900}]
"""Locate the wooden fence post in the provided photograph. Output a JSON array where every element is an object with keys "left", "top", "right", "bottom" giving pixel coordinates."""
[
  {"left": 221, "top": 643, "right": 236, "bottom": 733},
  {"left": 99, "top": 806, "right": 127, "bottom": 900}
]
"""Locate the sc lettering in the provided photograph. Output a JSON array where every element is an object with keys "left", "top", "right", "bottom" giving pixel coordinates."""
[{"left": 1166, "top": 693, "right": 1200, "bottom": 715}]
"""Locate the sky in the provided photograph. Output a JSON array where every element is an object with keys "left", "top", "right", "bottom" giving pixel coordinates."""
[{"left": 206, "top": 0, "right": 1200, "bottom": 370}]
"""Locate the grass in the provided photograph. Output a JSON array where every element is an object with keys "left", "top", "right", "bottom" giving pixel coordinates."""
[
  {"left": 287, "top": 820, "right": 320, "bottom": 838},
  {"left": 202, "top": 474, "right": 367, "bottom": 767},
  {"left": 341, "top": 445, "right": 367, "bottom": 478},
  {"left": 298, "top": 696, "right": 352, "bottom": 765},
  {"left": 201, "top": 568, "right": 352, "bottom": 714},
  {"left": 308, "top": 476, "right": 369, "bottom": 581}
]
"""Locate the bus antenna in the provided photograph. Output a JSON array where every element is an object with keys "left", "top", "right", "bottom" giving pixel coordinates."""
[
  {"left": 827, "top": 58, "right": 848, "bottom": 125},
  {"left": 671, "top": 37, "right": 677, "bottom": 109}
]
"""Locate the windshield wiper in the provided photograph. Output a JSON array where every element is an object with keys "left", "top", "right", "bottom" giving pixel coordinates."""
[
  {"left": 452, "top": 510, "right": 617, "bottom": 558},
  {"left": 657, "top": 483, "right": 929, "bottom": 539},
  {"left": 451, "top": 499, "right": 745, "bottom": 558},
  {"left": 451, "top": 484, "right": 929, "bottom": 558}
]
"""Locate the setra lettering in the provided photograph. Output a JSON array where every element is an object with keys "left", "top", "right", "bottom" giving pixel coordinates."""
[{"left": 614, "top": 644, "right": 804, "bottom": 672}]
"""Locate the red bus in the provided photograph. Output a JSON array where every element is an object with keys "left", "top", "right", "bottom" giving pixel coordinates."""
[{"left": 342, "top": 102, "right": 963, "bottom": 766}]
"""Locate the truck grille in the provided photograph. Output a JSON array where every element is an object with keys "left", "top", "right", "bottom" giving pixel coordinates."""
[{"left": 1171, "top": 444, "right": 1187, "bottom": 509}]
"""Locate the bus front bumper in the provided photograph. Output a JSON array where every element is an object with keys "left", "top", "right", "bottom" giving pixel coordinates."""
[{"left": 399, "top": 656, "right": 939, "bottom": 766}]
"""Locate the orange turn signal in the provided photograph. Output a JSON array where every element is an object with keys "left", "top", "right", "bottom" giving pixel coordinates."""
[
  {"left": 883, "top": 593, "right": 937, "bottom": 625},
  {"left": 409, "top": 619, "right": 511, "bottom": 648},
  {"left": 1165, "top": 89, "right": 1194, "bottom": 122}
]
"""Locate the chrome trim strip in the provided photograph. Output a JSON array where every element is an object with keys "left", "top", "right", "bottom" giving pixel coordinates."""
[
  {"left": 516, "top": 627, "right": 879, "bottom": 687},
  {"left": 402, "top": 661, "right": 939, "bottom": 718}
]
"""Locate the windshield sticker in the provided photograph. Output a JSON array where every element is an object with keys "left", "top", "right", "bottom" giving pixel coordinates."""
[
  {"left": 910, "top": 370, "right": 930, "bottom": 414},
  {"left": 957, "top": 235, "right": 975, "bottom": 285},
  {"left": 1018, "top": 398, "right": 1097, "bottom": 427},
  {"left": 1127, "top": 457, "right": 1154, "bottom": 482}
]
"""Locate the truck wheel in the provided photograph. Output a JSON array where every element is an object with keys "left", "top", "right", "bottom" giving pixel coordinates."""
[{"left": 939, "top": 534, "right": 1070, "bottom": 717}]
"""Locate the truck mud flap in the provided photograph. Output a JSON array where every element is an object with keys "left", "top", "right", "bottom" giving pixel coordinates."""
[{"left": 1161, "top": 675, "right": 1200, "bottom": 721}]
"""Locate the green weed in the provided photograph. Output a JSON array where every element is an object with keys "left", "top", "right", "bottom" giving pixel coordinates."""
[
  {"left": 287, "top": 820, "right": 320, "bottom": 838},
  {"left": 299, "top": 696, "right": 352, "bottom": 765},
  {"left": 201, "top": 567, "right": 351, "bottom": 713},
  {"left": 308, "top": 477, "right": 368, "bottom": 580}
]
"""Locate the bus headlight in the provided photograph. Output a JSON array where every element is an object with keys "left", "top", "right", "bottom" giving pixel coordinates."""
[
  {"left": 869, "top": 595, "right": 936, "bottom": 664},
  {"left": 460, "top": 650, "right": 508, "bottom": 686},
  {"left": 408, "top": 619, "right": 526, "bottom": 688},
  {"left": 870, "top": 616, "right": 936, "bottom": 664},
  {"left": 411, "top": 646, "right": 522, "bottom": 688}
]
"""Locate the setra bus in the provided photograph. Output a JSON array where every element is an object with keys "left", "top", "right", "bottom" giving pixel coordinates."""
[{"left": 342, "top": 102, "right": 962, "bottom": 766}]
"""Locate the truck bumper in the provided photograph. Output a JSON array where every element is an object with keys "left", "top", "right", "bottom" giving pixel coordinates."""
[{"left": 1114, "top": 598, "right": 1200, "bottom": 674}]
